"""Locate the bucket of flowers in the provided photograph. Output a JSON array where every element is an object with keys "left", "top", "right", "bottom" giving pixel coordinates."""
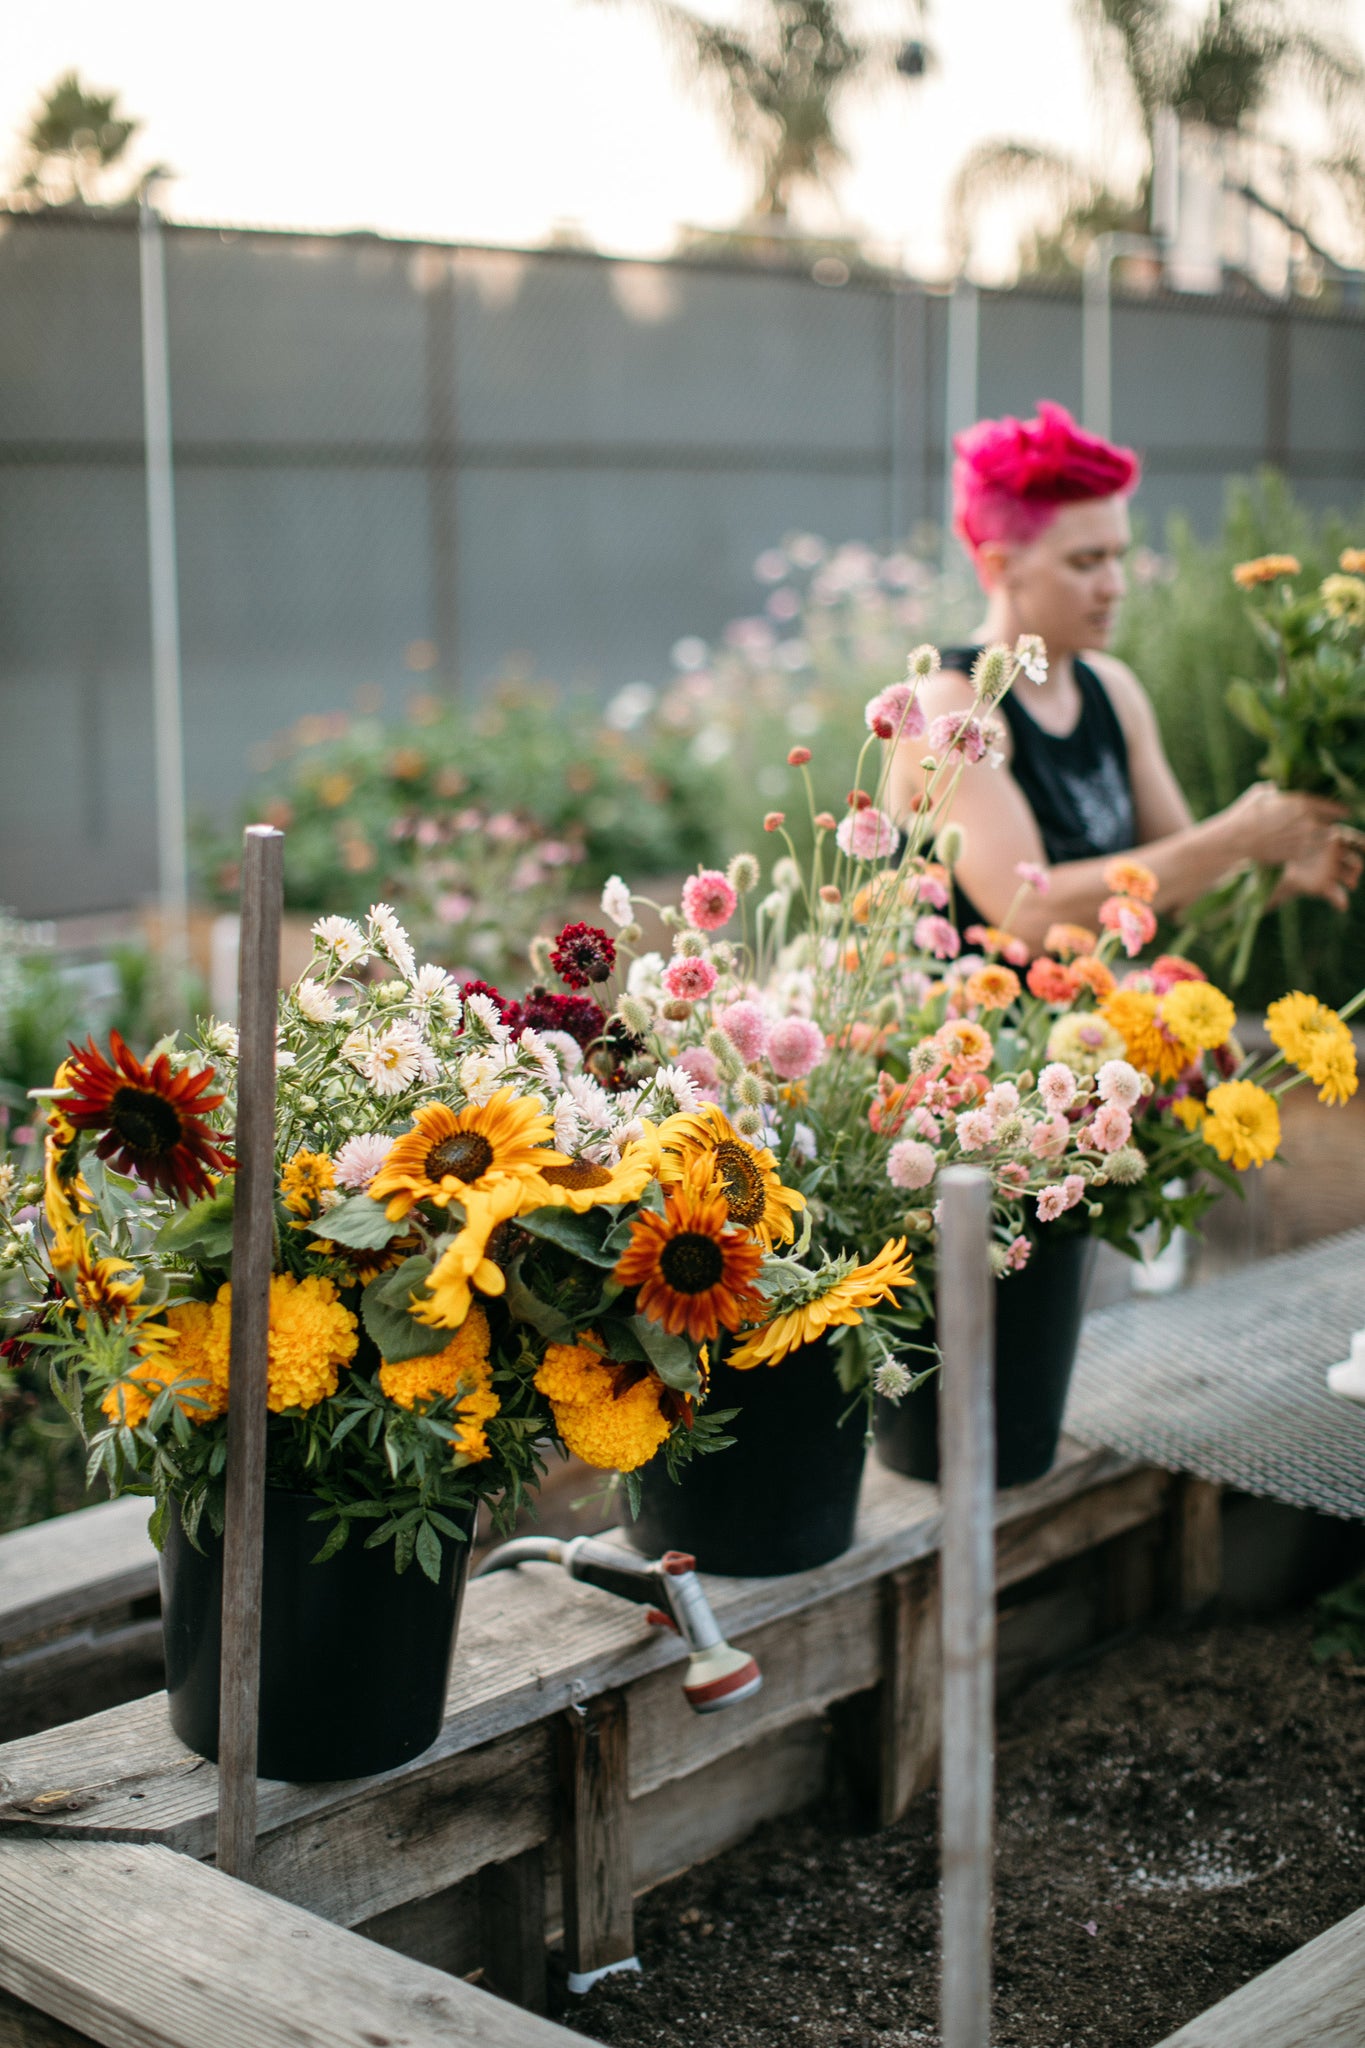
[{"left": 0, "top": 901, "right": 929, "bottom": 1772}]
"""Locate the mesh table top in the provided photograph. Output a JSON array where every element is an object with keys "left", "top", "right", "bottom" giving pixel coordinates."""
[{"left": 1063, "top": 1227, "right": 1365, "bottom": 1521}]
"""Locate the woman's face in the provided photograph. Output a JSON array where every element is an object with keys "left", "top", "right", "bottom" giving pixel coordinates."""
[{"left": 997, "top": 496, "right": 1131, "bottom": 655}]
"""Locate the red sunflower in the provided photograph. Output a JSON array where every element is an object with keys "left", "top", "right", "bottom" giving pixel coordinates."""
[
  {"left": 62, "top": 1031, "right": 232, "bottom": 1203},
  {"left": 612, "top": 1165, "right": 764, "bottom": 1345}
]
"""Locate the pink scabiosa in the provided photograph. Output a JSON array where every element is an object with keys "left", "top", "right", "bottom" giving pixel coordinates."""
[
  {"left": 1035, "top": 1183, "right": 1068, "bottom": 1222},
  {"left": 914, "top": 914, "right": 961, "bottom": 961},
  {"left": 1029, "top": 1114, "right": 1070, "bottom": 1160},
  {"left": 909, "top": 869, "right": 950, "bottom": 910},
  {"left": 1037, "top": 1062, "right": 1077, "bottom": 1113},
  {"left": 1087, "top": 1101, "right": 1132, "bottom": 1152},
  {"left": 985, "top": 1082, "right": 1020, "bottom": 1120},
  {"left": 677, "top": 1045, "right": 721, "bottom": 1095},
  {"left": 887, "top": 1138, "right": 937, "bottom": 1190},
  {"left": 766, "top": 1015, "right": 826, "bottom": 1081},
  {"left": 1014, "top": 860, "right": 1049, "bottom": 894},
  {"left": 865, "top": 683, "right": 926, "bottom": 743},
  {"left": 1005, "top": 1235, "right": 1032, "bottom": 1270},
  {"left": 1096, "top": 1059, "right": 1143, "bottom": 1108},
  {"left": 926, "top": 713, "right": 987, "bottom": 764},
  {"left": 954, "top": 1108, "right": 995, "bottom": 1152},
  {"left": 835, "top": 804, "right": 900, "bottom": 862},
  {"left": 551, "top": 922, "right": 617, "bottom": 989},
  {"left": 681, "top": 869, "right": 738, "bottom": 932},
  {"left": 716, "top": 1000, "right": 769, "bottom": 1064},
  {"left": 662, "top": 956, "right": 718, "bottom": 1002}
]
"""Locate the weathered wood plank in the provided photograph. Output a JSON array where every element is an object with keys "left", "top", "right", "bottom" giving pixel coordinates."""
[
  {"left": 0, "top": 1618, "right": 163, "bottom": 1744},
  {"left": 558, "top": 1691, "right": 634, "bottom": 1984},
  {"left": 1174, "top": 1477, "right": 1224, "bottom": 1613},
  {"left": 995, "top": 1466, "right": 1170, "bottom": 1589},
  {"left": 0, "top": 1981, "right": 100, "bottom": 2046},
  {"left": 877, "top": 1560, "right": 941, "bottom": 1826},
  {"left": 630, "top": 1718, "right": 828, "bottom": 1895},
  {"left": 356, "top": 1875, "right": 483, "bottom": 1979},
  {"left": 482, "top": 1848, "right": 549, "bottom": 2014},
  {"left": 0, "top": 1502, "right": 156, "bottom": 1649},
  {"left": 1153, "top": 1901, "right": 1365, "bottom": 2047},
  {"left": 0, "top": 1837, "right": 585, "bottom": 2046}
]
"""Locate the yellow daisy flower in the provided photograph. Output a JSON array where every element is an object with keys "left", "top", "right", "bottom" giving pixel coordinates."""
[
  {"left": 370, "top": 1090, "right": 567, "bottom": 1222},
  {"left": 727, "top": 1239, "right": 914, "bottom": 1370},
  {"left": 1100, "top": 989, "right": 1196, "bottom": 1083},
  {"left": 1265, "top": 992, "right": 1358, "bottom": 1106},
  {"left": 657, "top": 1104, "right": 805, "bottom": 1250},
  {"left": 1202, "top": 1080, "right": 1281, "bottom": 1171}
]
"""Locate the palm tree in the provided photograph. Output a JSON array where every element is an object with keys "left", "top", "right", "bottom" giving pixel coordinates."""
[
  {"left": 592, "top": 0, "right": 930, "bottom": 224},
  {"left": 9, "top": 71, "right": 145, "bottom": 209}
]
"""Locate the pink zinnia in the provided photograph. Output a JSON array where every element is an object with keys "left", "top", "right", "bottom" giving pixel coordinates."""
[
  {"left": 717, "top": 1000, "right": 769, "bottom": 1064},
  {"left": 662, "top": 956, "right": 718, "bottom": 1001},
  {"left": 1037, "top": 1062, "right": 1077, "bottom": 1113},
  {"left": 887, "top": 1138, "right": 937, "bottom": 1190},
  {"left": 1150, "top": 953, "right": 1207, "bottom": 995},
  {"left": 767, "top": 1015, "right": 826, "bottom": 1081},
  {"left": 914, "top": 914, "right": 961, "bottom": 961},
  {"left": 835, "top": 805, "right": 900, "bottom": 862},
  {"left": 681, "top": 869, "right": 738, "bottom": 932},
  {"left": 1096, "top": 1059, "right": 1142, "bottom": 1108},
  {"left": 927, "top": 713, "right": 987, "bottom": 765},
  {"left": 955, "top": 1108, "right": 995, "bottom": 1152},
  {"left": 1089, "top": 1101, "right": 1132, "bottom": 1152},
  {"left": 1029, "top": 1114, "right": 1070, "bottom": 1160},
  {"left": 865, "top": 683, "right": 926, "bottom": 742}
]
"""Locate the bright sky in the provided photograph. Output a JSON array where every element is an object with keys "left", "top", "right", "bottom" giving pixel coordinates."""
[{"left": 3, "top": 0, "right": 1363, "bottom": 279}]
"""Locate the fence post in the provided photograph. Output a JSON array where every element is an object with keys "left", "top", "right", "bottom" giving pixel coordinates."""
[
  {"left": 941, "top": 279, "right": 978, "bottom": 567},
  {"left": 216, "top": 824, "right": 284, "bottom": 1881},
  {"left": 937, "top": 1165, "right": 995, "bottom": 2048}
]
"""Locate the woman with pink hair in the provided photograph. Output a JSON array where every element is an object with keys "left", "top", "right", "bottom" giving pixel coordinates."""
[{"left": 886, "top": 400, "right": 1361, "bottom": 945}]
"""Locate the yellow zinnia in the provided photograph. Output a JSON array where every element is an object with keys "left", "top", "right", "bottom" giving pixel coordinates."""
[
  {"left": 535, "top": 1334, "right": 672, "bottom": 1472},
  {"left": 379, "top": 1305, "right": 499, "bottom": 1462},
  {"left": 1202, "top": 1080, "right": 1281, "bottom": 1171},
  {"left": 1319, "top": 574, "right": 1365, "bottom": 625},
  {"left": 370, "top": 1090, "right": 567, "bottom": 1222},
  {"left": 1158, "top": 980, "right": 1236, "bottom": 1052},
  {"left": 1265, "top": 992, "right": 1358, "bottom": 1105},
  {"left": 727, "top": 1239, "right": 914, "bottom": 1370},
  {"left": 658, "top": 1104, "right": 805, "bottom": 1251},
  {"left": 1171, "top": 1096, "right": 1208, "bottom": 1132}
]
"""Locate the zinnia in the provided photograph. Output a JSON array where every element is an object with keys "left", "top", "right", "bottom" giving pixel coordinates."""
[{"left": 1201, "top": 1080, "right": 1281, "bottom": 1170}]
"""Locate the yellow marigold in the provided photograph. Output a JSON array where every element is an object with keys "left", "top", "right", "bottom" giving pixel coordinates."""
[
  {"left": 1202, "top": 1080, "right": 1281, "bottom": 1171},
  {"left": 280, "top": 1148, "right": 335, "bottom": 1218},
  {"left": 727, "top": 1239, "right": 914, "bottom": 1370},
  {"left": 379, "top": 1305, "right": 498, "bottom": 1462},
  {"left": 202, "top": 1273, "right": 358, "bottom": 1413},
  {"left": 1043, "top": 923, "right": 1097, "bottom": 960},
  {"left": 534, "top": 1335, "right": 671, "bottom": 1472},
  {"left": 1100, "top": 989, "right": 1196, "bottom": 1082},
  {"left": 1339, "top": 548, "right": 1365, "bottom": 574},
  {"left": 1103, "top": 857, "right": 1158, "bottom": 904},
  {"left": 1045, "top": 1010, "right": 1127, "bottom": 1078},
  {"left": 1232, "top": 554, "right": 1300, "bottom": 588},
  {"left": 963, "top": 964, "right": 1020, "bottom": 1012},
  {"left": 1171, "top": 1096, "right": 1208, "bottom": 1133},
  {"left": 1265, "top": 991, "right": 1358, "bottom": 1105},
  {"left": 1319, "top": 573, "right": 1365, "bottom": 626},
  {"left": 101, "top": 1299, "right": 225, "bottom": 1427},
  {"left": 1158, "top": 980, "right": 1236, "bottom": 1052}
]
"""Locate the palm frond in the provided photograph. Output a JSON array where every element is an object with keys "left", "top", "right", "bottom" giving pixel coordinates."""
[{"left": 946, "top": 139, "right": 1095, "bottom": 270}]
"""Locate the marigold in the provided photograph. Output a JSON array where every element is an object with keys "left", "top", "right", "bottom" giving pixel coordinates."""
[
  {"left": 1043, "top": 923, "right": 1097, "bottom": 960},
  {"left": 379, "top": 1305, "right": 498, "bottom": 1461},
  {"left": 1202, "top": 1080, "right": 1281, "bottom": 1171},
  {"left": 280, "top": 1148, "right": 336, "bottom": 1218},
  {"left": 102, "top": 1299, "right": 225, "bottom": 1427},
  {"left": 727, "top": 1240, "right": 914, "bottom": 1369},
  {"left": 1171, "top": 1096, "right": 1207, "bottom": 1132},
  {"left": 1158, "top": 980, "right": 1236, "bottom": 1052},
  {"left": 1100, "top": 989, "right": 1196, "bottom": 1083},
  {"left": 535, "top": 1334, "right": 671, "bottom": 1471},
  {"left": 964, "top": 964, "right": 1021, "bottom": 1011},
  {"left": 200, "top": 1274, "right": 358, "bottom": 1413},
  {"left": 1264, "top": 991, "right": 1358, "bottom": 1105},
  {"left": 1232, "top": 554, "right": 1301, "bottom": 588},
  {"left": 1103, "top": 858, "right": 1158, "bottom": 904},
  {"left": 658, "top": 1104, "right": 806, "bottom": 1250}
]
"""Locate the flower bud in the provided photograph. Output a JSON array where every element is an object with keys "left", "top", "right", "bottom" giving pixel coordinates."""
[
  {"left": 847, "top": 788, "right": 872, "bottom": 810},
  {"left": 814, "top": 810, "right": 837, "bottom": 831},
  {"left": 704, "top": 1026, "right": 745, "bottom": 1080},
  {"left": 772, "top": 857, "right": 802, "bottom": 893},
  {"left": 662, "top": 998, "right": 693, "bottom": 1022},
  {"left": 660, "top": 906, "right": 683, "bottom": 928},
  {"left": 736, "top": 1071, "right": 765, "bottom": 1108},
  {"left": 617, "top": 921, "right": 643, "bottom": 945},
  {"left": 615, "top": 995, "right": 653, "bottom": 1038},
  {"left": 528, "top": 935, "right": 553, "bottom": 977},
  {"left": 764, "top": 811, "right": 785, "bottom": 831},
  {"left": 936, "top": 823, "right": 966, "bottom": 867},
  {"left": 710, "top": 940, "right": 735, "bottom": 969},
  {"left": 734, "top": 1107, "right": 765, "bottom": 1138},
  {"left": 906, "top": 643, "right": 941, "bottom": 680},
  {"left": 675, "top": 930, "right": 705, "bottom": 958},
  {"left": 727, "top": 852, "right": 761, "bottom": 893},
  {"left": 787, "top": 745, "right": 812, "bottom": 766},
  {"left": 971, "top": 643, "right": 1012, "bottom": 705},
  {"left": 819, "top": 884, "right": 841, "bottom": 905}
]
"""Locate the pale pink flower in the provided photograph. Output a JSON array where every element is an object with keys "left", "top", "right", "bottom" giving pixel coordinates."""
[
  {"left": 911, "top": 1106, "right": 941, "bottom": 1142},
  {"left": 332, "top": 1134, "right": 396, "bottom": 1190},
  {"left": 662, "top": 956, "right": 719, "bottom": 1001},
  {"left": 1014, "top": 860, "right": 1050, "bottom": 895},
  {"left": 677, "top": 1045, "right": 721, "bottom": 1094},
  {"left": 682, "top": 869, "right": 738, "bottom": 932},
  {"left": 835, "top": 805, "right": 900, "bottom": 862},
  {"left": 1005, "top": 1234, "right": 1032, "bottom": 1270},
  {"left": 435, "top": 891, "right": 474, "bottom": 925},
  {"left": 1037, "top": 1062, "right": 1077, "bottom": 1113},
  {"left": 1030, "top": 1115, "right": 1071, "bottom": 1161},
  {"left": 996, "top": 1161, "right": 1030, "bottom": 1192},
  {"left": 1035, "top": 1184, "right": 1069, "bottom": 1222},
  {"left": 955, "top": 1109, "right": 995, "bottom": 1152},
  {"left": 1089, "top": 1101, "right": 1132, "bottom": 1152},
  {"left": 600, "top": 876, "right": 633, "bottom": 927},
  {"left": 887, "top": 1139, "right": 937, "bottom": 1190},
  {"left": 717, "top": 1000, "right": 769, "bottom": 1064},
  {"left": 865, "top": 683, "right": 926, "bottom": 742},
  {"left": 1096, "top": 1059, "right": 1143, "bottom": 1108},
  {"left": 909, "top": 872, "right": 950, "bottom": 910},
  {"left": 927, "top": 713, "right": 987, "bottom": 764},
  {"left": 985, "top": 1082, "right": 1020, "bottom": 1120},
  {"left": 914, "top": 914, "right": 960, "bottom": 961},
  {"left": 1063, "top": 1175, "right": 1086, "bottom": 1208},
  {"left": 767, "top": 1015, "right": 826, "bottom": 1081}
]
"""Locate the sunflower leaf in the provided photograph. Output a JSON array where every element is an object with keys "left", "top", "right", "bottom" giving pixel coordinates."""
[
  {"left": 517, "top": 1206, "right": 618, "bottom": 1266},
  {"left": 629, "top": 1314, "right": 699, "bottom": 1393},
  {"left": 502, "top": 1265, "right": 574, "bottom": 1343},
  {"left": 322, "top": 1193, "right": 404, "bottom": 1250},
  {"left": 360, "top": 1260, "right": 451, "bottom": 1362},
  {"left": 155, "top": 1188, "right": 236, "bottom": 1263}
]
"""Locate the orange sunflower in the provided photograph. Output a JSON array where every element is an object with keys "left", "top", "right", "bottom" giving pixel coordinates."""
[
  {"left": 369, "top": 1090, "right": 567, "bottom": 1221},
  {"left": 61, "top": 1032, "right": 231, "bottom": 1203},
  {"left": 657, "top": 1104, "right": 804, "bottom": 1251},
  {"left": 613, "top": 1165, "right": 765, "bottom": 1343}
]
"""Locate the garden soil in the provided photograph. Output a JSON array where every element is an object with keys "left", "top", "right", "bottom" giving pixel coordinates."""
[{"left": 558, "top": 1611, "right": 1365, "bottom": 2048}]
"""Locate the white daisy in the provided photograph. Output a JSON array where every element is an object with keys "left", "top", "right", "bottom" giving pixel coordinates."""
[
  {"left": 462, "top": 990, "right": 510, "bottom": 1044},
  {"left": 332, "top": 1133, "right": 396, "bottom": 1190},
  {"left": 567, "top": 1070, "right": 614, "bottom": 1132},
  {"left": 459, "top": 1045, "right": 518, "bottom": 1105},
  {"left": 366, "top": 902, "right": 417, "bottom": 982},
  {"left": 642, "top": 1063, "right": 699, "bottom": 1117},
  {"left": 408, "top": 962, "right": 460, "bottom": 1013},
  {"left": 312, "top": 916, "right": 368, "bottom": 965},
  {"left": 294, "top": 979, "right": 339, "bottom": 1025},
  {"left": 352, "top": 1021, "right": 425, "bottom": 1098},
  {"left": 626, "top": 952, "right": 665, "bottom": 998},
  {"left": 600, "top": 875, "right": 633, "bottom": 927},
  {"left": 540, "top": 1029, "right": 583, "bottom": 1075},
  {"left": 203, "top": 1021, "right": 240, "bottom": 1059},
  {"left": 553, "top": 1096, "right": 582, "bottom": 1153},
  {"left": 516, "top": 1027, "right": 563, "bottom": 1091}
]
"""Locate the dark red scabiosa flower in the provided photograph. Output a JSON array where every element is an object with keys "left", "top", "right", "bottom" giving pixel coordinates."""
[
  {"left": 503, "top": 987, "right": 607, "bottom": 1051},
  {"left": 550, "top": 922, "right": 616, "bottom": 990},
  {"left": 61, "top": 1032, "right": 232, "bottom": 1203},
  {"left": 456, "top": 980, "right": 512, "bottom": 1028}
]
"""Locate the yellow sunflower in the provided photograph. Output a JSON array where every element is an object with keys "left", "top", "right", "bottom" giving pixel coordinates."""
[
  {"left": 1158, "top": 980, "right": 1236, "bottom": 1053},
  {"left": 1201, "top": 1080, "right": 1281, "bottom": 1171},
  {"left": 1101, "top": 989, "right": 1197, "bottom": 1083},
  {"left": 727, "top": 1239, "right": 915, "bottom": 1370},
  {"left": 52, "top": 1224, "right": 144, "bottom": 1323},
  {"left": 43, "top": 1130, "right": 93, "bottom": 1238},
  {"left": 657, "top": 1104, "right": 805, "bottom": 1251},
  {"left": 613, "top": 1164, "right": 765, "bottom": 1343},
  {"left": 534, "top": 1131, "right": 662, "bottom": 1214},
  {"left": 1265, "top": 992, "right": 1358, "bottom": 1105},
  {"left": 369, "top": 1090, "right": 567, "bottom": 1221},
  {"left": 412, "top": 1178, "right": 528, "bottom": 1331},
  {"left": 535, "top": 1333, "right": 672, "bottom": 1471},
  {"left": 379, "top": 1304, "right": 499, "bottom": 1462},
  {"left": 280, "top": 1148, "right": 335, "bottom": 1217}
]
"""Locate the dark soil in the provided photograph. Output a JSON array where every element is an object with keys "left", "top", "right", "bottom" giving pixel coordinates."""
[{"left": 558, "top": 1612, "right": 1365, "bottom": 2047}]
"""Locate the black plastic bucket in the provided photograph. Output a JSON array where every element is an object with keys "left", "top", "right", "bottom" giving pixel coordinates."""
[
  {"left": 875, "top": 1232, "right": 1096, "bottom": 1490},
  {"left": 625, "top": 1335, "right": 866, "bottom": 1577},
  {"left": 160, "top": 1487, "right": 477, "bottom": 1781}
]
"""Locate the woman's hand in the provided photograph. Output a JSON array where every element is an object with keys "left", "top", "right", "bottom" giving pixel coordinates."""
[
  {"left": 1220, "top": 782, "right": 1352, "bottom": 868},
  {"left": 1276, "top": 826, "right": 1365, "bottom": 913}
]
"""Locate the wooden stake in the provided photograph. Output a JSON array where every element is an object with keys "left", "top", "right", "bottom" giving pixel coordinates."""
[
  {"left": 937, "top": 1166, "right": 995, "bottom": 2048},
  {"left": 216, "top": 825, "right": 284, "bottom": 1882}
]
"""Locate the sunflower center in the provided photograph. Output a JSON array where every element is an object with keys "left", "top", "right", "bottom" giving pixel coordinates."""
[
  {"left": 110, "top": 1086, "right": 183, "bottom": 1158},
  {"left": 542, "top": 1160, "right": 613, "bottom": 1190},
  {"left": 712, "top": 1141, "right": 767, "bottom": 1227},
  {"left": 426, "top": 1132, "right": 495, "bottom": 1183},
  {"left": 659, "top": 1231, "right": 725, "bottom": 1295}
]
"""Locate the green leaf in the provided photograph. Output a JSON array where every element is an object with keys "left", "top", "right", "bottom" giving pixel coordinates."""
[
  {"left": 415, "top": 1518, "right": 443, "bottom": 1584},
  {"left": 1224, "top": 677, "right": 1277, "bottom": 742},
  {"left": 360, "top": 1259, "right": 451, "bottom": 1362},
  {"left": 503, "top": 1265, "right": 574, "bottom": 1343},
  {"left": 629, "top": 1314, "right": 701, "bottom": 1394},
  {"left": 310, "top": 1517, "right": 350, "bottom": 1565},
  {"left": 320, "top": 1193, "right": 404, "bottom": 1250},
  {"left": 517, "top": 1205, "right": 618, "bottom": 1266},
  {"left": 155, "top": 1188, "right": 236, "bottom": 1263}
]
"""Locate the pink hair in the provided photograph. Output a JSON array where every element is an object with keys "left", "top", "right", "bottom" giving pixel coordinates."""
[{"left": 952, "top": 400, "right": 1140, "bottom": 559}]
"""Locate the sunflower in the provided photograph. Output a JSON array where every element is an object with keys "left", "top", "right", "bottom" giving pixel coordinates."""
[
  {"left": 52, "top": 1224, "right": 145, "bottom": 1323},
  {"left": 1201, "top": 1080, "right": 1281, "bottom": 1171},
  {"left": 535, "top": 1333, "right": 673, "bottom": 1471},
  {"left": 280, "top": 1148, "right": 335, "bottom": 1218},
  {"left": 61, "top": 1032, "right": 231, "bottom": 1203},
  {"left": 727, "top": 1239, "right": 915, "bottom": 1369},
  {"left": 657, "top": 1104, "right": 805, "bottom": 1250},
  {"left": 613, "top": 1165, "right": 764, "bottom": 1343},
  {"left": 1265, "top": 992, "right": 1358, "bottom": 1105},
  {"left": 1100, "top": 990, "right": 1197, "bottom": 1083},
  {"left": 43, "top": 1131, "right": 93, "bottom": 1237},
  {"left": 412, "top": 1178, "right": 528, "bottom": 1330},
  {"left": 1158, "top": 980, "right": 1236, "bottom": 1053},
  {"left": 369, "top": 1091, "right": 566, "bottom": 1222},
  {"left": 379, "top": 1305, "right": 499, "bottom": 1462},
  {"left": 534, "top": 1131, "right": 662, "bottom": 1214}
]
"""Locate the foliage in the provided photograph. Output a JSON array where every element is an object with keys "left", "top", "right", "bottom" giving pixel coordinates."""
[
  {"left": 1313, "top": 1568, "right": 1365, "bottom": 1665},
  {"left": 8, "top": 71, "right": 147, "bottom": 210},
  {"left": 0, "top": 914, "right": 189, "bottom": 1109}
]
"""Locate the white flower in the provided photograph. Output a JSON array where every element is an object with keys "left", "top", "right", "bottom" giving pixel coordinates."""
[
  {"left": 516, "top": 1027, "right": 563, "bottom": 1091},
  {"left": 459, "top": 1046, "right": 518, "bottom": 1105},
  {"left": 462, "top": 990, "right": 510, "bottom": 1044},
  {"left": 332, "top": 1133, "right": 396, "bottom": 1190},
  {"left": 408, "top": 963, "right": 460, "bottom": 1014},
  {"left": 0, "top": 1162, "right": 16, "bottom": 1206},
  {"left": 294, "top": 980, "right": 339, "bottom": 1025},
  {"left": 312, "top": 915, "right": 367, "bottom": 965},
  {"left": 275, "top": 1049, "right": 297, "bottom": 1070},
  {"left": 350, "top": 1021, "right": 425, "bottom": 1098},
  {"left": 627, "top": 952, "right": 666, "bottom": 998},
  {"left": 790, "top": 1121, "right": 818, "bottom": 1163},
  {"left": 540, "top": 1029, "right": 583, "bottom": 1075},
  {"left": 600, "top": 875, "right": 634, "bottom": 927},
  {"left": 644, "top": 1063, "right": 700, "bottom": 1117},
  {"left": 567, "top": 1071, "right": 614, "bottom": 1128},
  {"left": 203, "top": 1020, "right": 240, "bottom": 1058},
  {"left": 1014, "top": 633, "right": 1048, "bottom": 685},
  {"left": 366, "top": 902, "right": 417, "bottom": 982},
  {"left": 553, "top": 1096, "right": 583, "bottom": 1153}
]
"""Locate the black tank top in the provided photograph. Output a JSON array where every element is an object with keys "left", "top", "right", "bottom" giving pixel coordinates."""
[{"left": 939, "top": 646, "right": 1136, "bottom": 935}]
